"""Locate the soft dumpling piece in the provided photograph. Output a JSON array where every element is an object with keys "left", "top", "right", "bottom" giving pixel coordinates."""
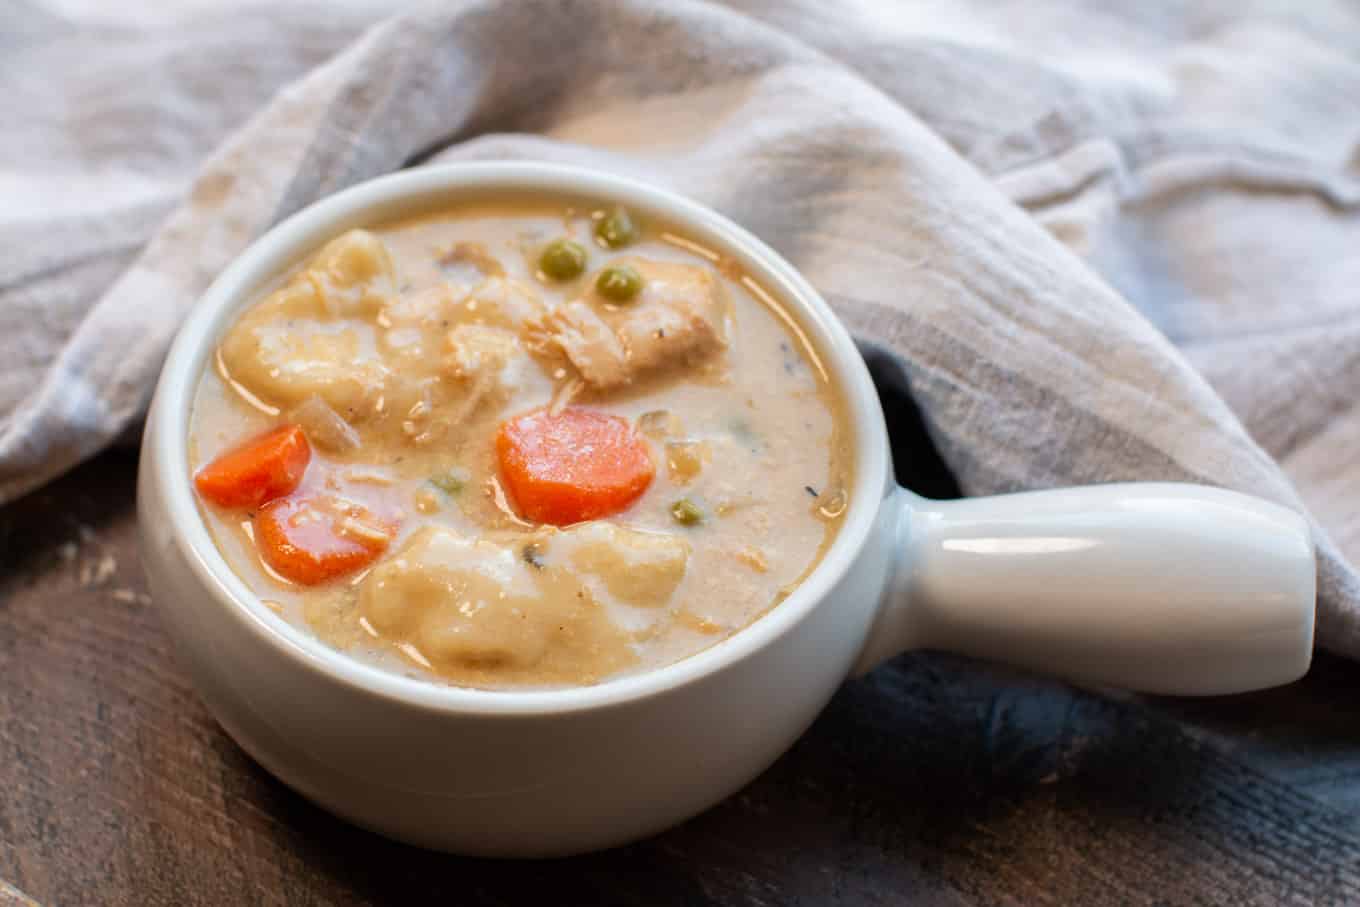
[
  {"left": 361, "top": 527, "right": 555, "bottom": 669},
  {"left": 219, "top": 230, "right": 397, "bottom": 413},
  {"left": 307, "top": 228, "right": 398, "bottom": 318},
  {"left": 357, "top": 520, "right": 690, "bottom": 680},
  {"left": 220, "top": 233, "right": 548, "bottom": 446},
  {"left": 358, "top": 526, "right": 637, "bottom": 680},
  {"left": 557, "top": 522, "right": 689, "bottom": 606}
]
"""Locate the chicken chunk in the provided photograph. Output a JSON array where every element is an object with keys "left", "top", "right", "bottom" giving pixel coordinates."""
[
  {"left": 379, "top": 322, "right": 528, "bottom": 448},
  {"left": 459, "top": 277, "right": 551, "bottom": 331},
  {"left": 547, "top": 257, "right": 728, "bottom": 389},
  {"left": 439, "top": 323, "right": 523, "bottom": 419},
  {"left": 548, "top": 299, "right": 629, "bottom": 385}
]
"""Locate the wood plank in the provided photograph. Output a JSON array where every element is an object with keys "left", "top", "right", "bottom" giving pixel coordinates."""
[
  {"left": 1147, "top": 652, "right": 1360, "bottom": 812},
  {"left": 3, "top": 452, "right": 1360, "bottom": 905}
]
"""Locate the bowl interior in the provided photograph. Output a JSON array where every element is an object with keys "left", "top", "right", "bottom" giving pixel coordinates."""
[{"left": 153, "top": 161, "right": 891, "bottom": 715}]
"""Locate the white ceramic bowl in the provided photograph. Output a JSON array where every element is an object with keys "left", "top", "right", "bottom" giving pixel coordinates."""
[{"left": 138, "top": 163, "right": 1316, "bottom": 857}]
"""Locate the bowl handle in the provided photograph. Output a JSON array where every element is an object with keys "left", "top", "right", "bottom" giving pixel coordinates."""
[{"left": 859, "top": 483, "right": 1316, "bottom": 694}]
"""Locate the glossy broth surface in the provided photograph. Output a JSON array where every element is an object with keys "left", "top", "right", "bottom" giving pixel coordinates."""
[{"left": 190, "top": 198, "right": 852, "bottom": 688}]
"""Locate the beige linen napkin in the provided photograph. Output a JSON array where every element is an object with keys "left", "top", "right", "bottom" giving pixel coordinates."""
[{"left": 6, "top": 0, "right": 1360, "bottom": 656}]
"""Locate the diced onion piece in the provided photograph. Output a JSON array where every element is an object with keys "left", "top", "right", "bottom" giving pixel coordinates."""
[
  {"left": 289, "top": 396, "right": 360, "bottom": 454},
  {"left": 637, "top": 410, "right": 681, "bottom": 439},
  {"left": 665, "top": 440, "right": 710, "bottom": 484}
]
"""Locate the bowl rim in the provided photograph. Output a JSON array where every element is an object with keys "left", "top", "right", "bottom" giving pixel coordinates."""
[{"left": 151, "top": 161, "right": 892, "bottom": 716}]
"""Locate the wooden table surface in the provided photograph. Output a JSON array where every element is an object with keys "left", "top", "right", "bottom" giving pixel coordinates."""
[{"left": 5, "top": 439, "right": 1360, "bottom": 904}]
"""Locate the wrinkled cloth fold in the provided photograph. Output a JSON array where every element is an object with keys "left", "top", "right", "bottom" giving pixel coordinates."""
[{"left": 6, "top": 0, "right": 1360, "bottom": 656}]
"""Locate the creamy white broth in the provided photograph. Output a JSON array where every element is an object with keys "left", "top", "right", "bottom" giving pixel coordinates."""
[{"left": 190, "top": 199, "right": 852, "bottom": 689}]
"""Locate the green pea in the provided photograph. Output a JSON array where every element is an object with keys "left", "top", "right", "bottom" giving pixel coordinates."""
[
  {"left": 429, "top": 467, "right": 469, "bottom": 495},
  {"left": 594, "top": 207, "right": 639, "bottom": 249},
  {"left": 596, "top": 265, "right": 644, "bottom": 302},
  {"left": 670, "top": 498, "right": 704, "bottom": 526},
  {"left": 539, "top": 238, "right": 587, "bottom": 281}
]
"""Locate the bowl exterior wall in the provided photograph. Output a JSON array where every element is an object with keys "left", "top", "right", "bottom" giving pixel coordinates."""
[
  {"left": 137, "top": 162, "right": 894, "bottom": 856},
  {"left": 140, "top": 400, "right": 892, "bottom": 855}
]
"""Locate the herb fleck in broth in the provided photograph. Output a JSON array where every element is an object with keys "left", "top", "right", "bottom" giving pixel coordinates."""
[{"left": 189, "top": 198, "right": 854, "bottom": 689}]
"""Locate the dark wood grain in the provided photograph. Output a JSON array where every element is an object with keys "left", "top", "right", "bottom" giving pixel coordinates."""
[{"left": 4, "top": 452, "right": 1360, "bottom": 906}]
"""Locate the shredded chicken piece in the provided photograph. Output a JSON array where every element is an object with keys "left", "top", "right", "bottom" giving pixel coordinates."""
[
  {"left": 547, "top": 300, "right": 630, "bottom": 387},
  {"left": 438, "top": 323, "right": 521, "bottom": 424},
  {"left": 548, "top": 377, "right": 585, "bottom": 416},
  {"left": 337, "top": 516, "right": 392, "bottom": 545},
  {"left": 546, "top": 257, "right": 728, "bottom": 389}
]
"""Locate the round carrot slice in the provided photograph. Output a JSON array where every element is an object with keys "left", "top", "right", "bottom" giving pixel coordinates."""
[
  {"left": 253, "top": 494, "right": 391, "bottom": 585},
  {"left": 194, "top": 424, "right": 310, "bottom": 509},
  {"left": 496, "top": 407, "right": 655, "bottom": 526}
]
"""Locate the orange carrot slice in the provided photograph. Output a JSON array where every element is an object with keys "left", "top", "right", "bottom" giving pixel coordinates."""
[
  {"left": 195, "top": 424, "right": 310, "bottom": 509},
  {"left": 253, "top": 494, "right": 392, "bottom": 585},
  {"left": 496, "top": 406, "right": 655, "bottom": 526}
]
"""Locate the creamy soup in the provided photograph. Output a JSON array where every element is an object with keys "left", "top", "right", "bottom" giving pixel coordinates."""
[{"left": 189, "top": 197, "right": 852, "bottom": 689}]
